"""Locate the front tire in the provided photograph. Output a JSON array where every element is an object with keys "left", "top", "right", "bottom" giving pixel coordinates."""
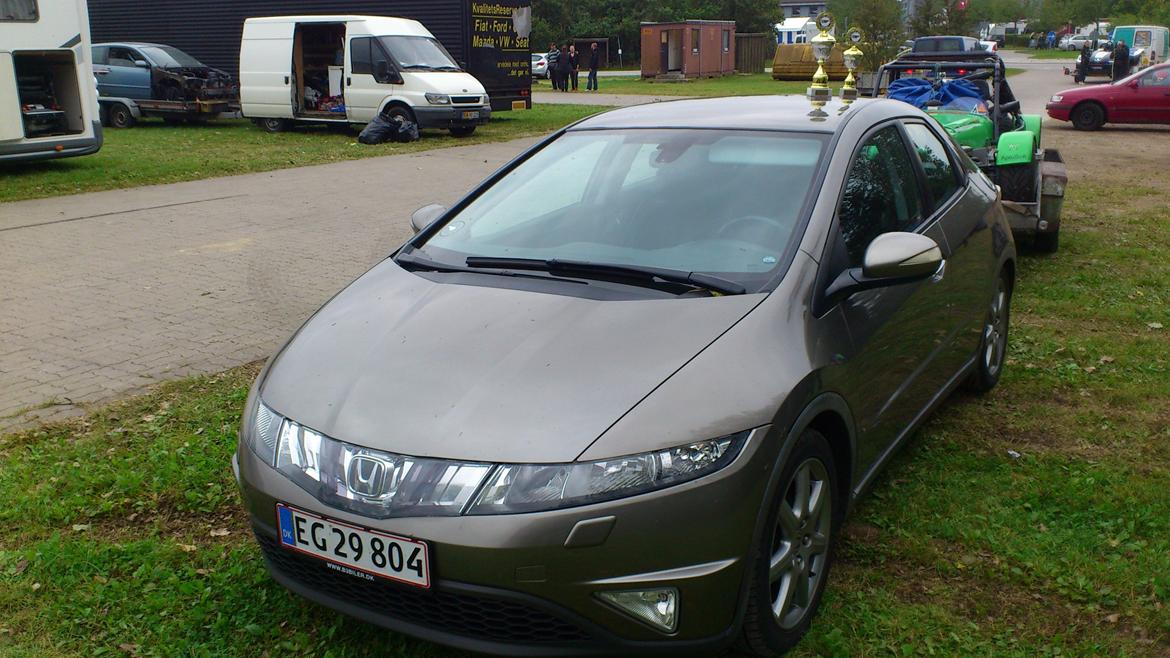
[
  {"left": 1071, "top": 102, "right": 1105, "bottom": 130},
  {"left": 965, "top": 272, "right": 1012, "bottom": 393},
  {"left": 740, "top": 429, "right": 840, "bottom": 656},
  {"left": 998, "top": 162, "right": 1037, "bottom": 203}
]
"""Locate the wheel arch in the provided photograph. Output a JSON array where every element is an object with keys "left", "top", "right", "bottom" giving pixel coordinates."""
[
  {"left": 772, "top": 392, "right": 858, "bottom": 514},
  {"left": 378, "top": 99, "right": 416, "bottom": 122},
  {"left": 1072, "top": 99, "right": 1108, "bottom": 123}
]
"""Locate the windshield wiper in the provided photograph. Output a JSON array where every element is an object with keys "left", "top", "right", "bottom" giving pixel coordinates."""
[
  {"left": 464, "top": 257, "right": 747, "bottom": 296},
  {"left": 400, "top": 64, "right": 433, "bottom": 70},
  {"left": 395, "top": 251, "right": 584, "bottom": 285},
  {"left": 433, "top": 65, "right": 462, "bottom": 71}
]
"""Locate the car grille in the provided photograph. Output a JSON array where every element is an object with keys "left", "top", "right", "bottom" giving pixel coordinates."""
[
  {"left": 256, "top": 533, "right": 590, "bottom": 643},
  {"left": 451, "top": 95, "right": 481, "bottom": 105}
]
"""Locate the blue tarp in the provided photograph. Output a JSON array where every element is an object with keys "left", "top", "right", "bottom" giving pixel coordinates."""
[{"left": 888, "top": 78, "right": 984, "bottom": 111}]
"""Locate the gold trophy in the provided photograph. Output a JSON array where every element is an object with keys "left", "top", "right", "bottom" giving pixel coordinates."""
[
  {"left": 807, "top": 13, "right": 836, "bottom": 103},
  {"left": 841, "top": 28, "right": 864, "bottom": 103}
]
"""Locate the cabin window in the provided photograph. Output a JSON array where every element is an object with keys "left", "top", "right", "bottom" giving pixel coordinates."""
[
  {"left": 350, "top": 37, "right": 372, "bottom": 74},
  {"left": 1, "top": 0, "right": 38, "bottom": 21},
  {"left": 722, "top": 30, "right": 730, "bottom": 52}
]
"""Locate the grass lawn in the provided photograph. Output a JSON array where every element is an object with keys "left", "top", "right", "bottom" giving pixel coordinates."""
[
  {"left": 1006, "top": 47, "right": 1081, "bottom": 60},
  {"left": 536, "top": 72, "right": 810, "bottom": 97},
  {"left": 0, "top": 104, "right": 605, "bottom": 203},
  {"left": 3, "top": 162, "right": 1170, "bottom": 655}
]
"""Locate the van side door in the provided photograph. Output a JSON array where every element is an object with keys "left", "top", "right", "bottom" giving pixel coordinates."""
[{"left": 345, "top": 35, "right": 401, "bottom": 123}]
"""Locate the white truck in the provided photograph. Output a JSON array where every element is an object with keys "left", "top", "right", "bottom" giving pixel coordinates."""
[
  {"left": 240, "top": 15, "right": 491, "bottom": 137},
  {"left": 0, "top": 0, "right": 102, "bottom": 162}
]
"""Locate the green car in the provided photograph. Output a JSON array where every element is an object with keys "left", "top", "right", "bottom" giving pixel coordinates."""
[{"left": 874, "top": 53, "right": 1066, "bottom": 252}]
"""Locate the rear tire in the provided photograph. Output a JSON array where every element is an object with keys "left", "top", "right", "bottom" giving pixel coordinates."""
[
  {"left": 998, "top": 162, "right": 1037, "bottom": 203},
  {"left": 1071, "top": 102, "right": 1105, "bottom": 130},
  {"left": 739, "top": 429, "right": 841, "bottom": 656},
  {"left": 1033, "top": 231, "right": 1060, "bottom": 253},
  {"left": 964, "top": 271, "right": 1012, "bottom": 394},
  {"left": 107, "top": 103, "right": 135, "bottom": 129},
  {"left": 449, "top": 125, "right": 476, "bottom": 137},
  {"left": 259, "top": 118, "right": 289, "bottom": 133}
]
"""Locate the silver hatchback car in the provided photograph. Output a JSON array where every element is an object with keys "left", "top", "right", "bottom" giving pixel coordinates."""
[{"left": 236, "top": 95, "right": 1015, "bottom": 655}]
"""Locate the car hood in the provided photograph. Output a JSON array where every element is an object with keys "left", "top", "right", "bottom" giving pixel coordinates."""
[
  {"left": 403, "top": 70, "right": 486, "bottom": 96},
  {"left": 260, "top": 260, "right": 763, "bottom": 463}
]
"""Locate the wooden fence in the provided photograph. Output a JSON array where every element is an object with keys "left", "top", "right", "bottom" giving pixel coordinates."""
[{"left": 735, "top": 32, "right": 776, "bottom": 73}]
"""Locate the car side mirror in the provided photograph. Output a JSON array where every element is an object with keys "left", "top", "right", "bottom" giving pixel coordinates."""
[
  {"left": 134, "top": 60, "right": 149, "bottom": 68},
  {"left": 824, "top": 232, "right": 944, "bottom": 304},
  {"left": 410, "top": 204, "right": 447, "bottom": 234},
  {"left": 1128, "top": 79, "right": 1140, "bottom": 88},
  {"left": 375, "top": 61, "right": 403, "bottom": 85}
]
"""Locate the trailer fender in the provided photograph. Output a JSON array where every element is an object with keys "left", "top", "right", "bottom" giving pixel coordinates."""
[{"left": 995, "top": 130, "right": 1035, "bottom": 166}]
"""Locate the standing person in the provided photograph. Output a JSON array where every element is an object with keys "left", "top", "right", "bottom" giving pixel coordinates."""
[
  {"left": 546, "top": 42, "right": 561, "bottom": 90},
  {"left": 567, "top": 44, "right": 580, "bottom": 91},
  {"left": 1047, "top": 30, "right": 1056, "bottom": 50},
  {"left": 587, "top": 41, "right": 600, "bottom": 91},
  {"left": 1076, "top": 42, "right": 1090, "bottom": 83},
  {"left": 1113, "top": 40, "right": 1130, "bottom": 81}
]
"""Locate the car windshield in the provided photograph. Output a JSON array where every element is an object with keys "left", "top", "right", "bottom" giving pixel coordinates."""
[
  {"left": 413, "top": 129, "right": 827, "bottom": 292},
  {"left": 139, "top": 46, "right": 204, "bottom": 68},
  {"left": 378, "top": 36, "right": 460, "bottom": 70}
]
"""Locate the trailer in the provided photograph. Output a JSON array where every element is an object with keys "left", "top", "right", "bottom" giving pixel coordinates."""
[
  {"left": 97, "top": 96, "right": 237, "bottom": 128},
  {"left": 1, "top": 0, "right": 103, "bottom": 162},
  {"left": 87, "top": 0, "right": 532, "bottom": 113}
]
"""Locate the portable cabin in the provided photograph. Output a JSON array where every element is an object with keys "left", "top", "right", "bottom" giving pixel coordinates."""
[{"left": 640, "top": 20, "right": 735, "bottom": 79}]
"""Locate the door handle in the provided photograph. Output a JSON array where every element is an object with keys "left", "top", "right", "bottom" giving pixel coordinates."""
[
  {"left": 347, "top": 77, "right": 352, "bottom": 86},
  {"left": 95, "top": 69, "right": 109, "bottom": 75},
  {"left": 284, "top": 76, "right": 290, "bottom": 85},
  {"left": 931, "top": 260, "right": 947, "bottom": 283}
]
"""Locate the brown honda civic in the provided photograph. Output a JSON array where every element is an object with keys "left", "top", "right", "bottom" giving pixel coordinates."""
[{"left": 235, "top": 95, "right": 1015, "bottom": 655}]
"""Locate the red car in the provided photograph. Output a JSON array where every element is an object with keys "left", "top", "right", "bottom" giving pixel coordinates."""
[{"left": 1046, "top": 63, "right": 1170, "bottom": 130}]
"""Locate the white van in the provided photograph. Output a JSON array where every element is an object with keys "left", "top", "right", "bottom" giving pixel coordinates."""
[
  {"left": 240, "top": 15, "right": 490, "bottom": 137},
  {"left": 1, "top": 0, "right": 102, "bottom": 162}
]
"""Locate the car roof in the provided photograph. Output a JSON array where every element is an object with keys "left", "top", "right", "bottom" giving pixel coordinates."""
[
  {"left": 94, "top": 42, "right": 171, "bottom": 48},
  {"left": 567, "top": 95, "right": 915, "bottom": 134}
]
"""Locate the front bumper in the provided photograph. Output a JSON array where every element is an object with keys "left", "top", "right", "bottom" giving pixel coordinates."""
[
  {"left": 1045, "top": 104, "right": 1071, "bottom": 121},
  {"left": 413, "top": 104, "right": 491, "bottom": 129},
  {"left": 236, "top": 426, "right": 780, "bottom": 654}
]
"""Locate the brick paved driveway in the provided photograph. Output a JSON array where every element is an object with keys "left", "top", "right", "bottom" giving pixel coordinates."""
[{"left": 0, "top": 136, "right": 541, "bottom": 428}]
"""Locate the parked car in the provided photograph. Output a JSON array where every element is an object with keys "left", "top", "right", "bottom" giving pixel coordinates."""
[
  {"left": 531, "top": 52, "right": 549, "bottom": 79},
  {"left": 1062, "top": 34, "right": 1094, "bottom": 51},
  {"left": 240, "top": 15, "right": 491, "bottom": 137},
  {"left": 1048, "top": 62, "right": 1170, "bottom": 129},
  {"left": 236, "top": 94, "right": 1016, "bottom": 656},
  {"left": 980, "top": 40, "right": 999, "bottom": 53},
  {"left": 912, "top": 35, "right": 981, "bottom": 53},
  {"left": 92, "top": 42, "right": 238, "bottom": 127}
]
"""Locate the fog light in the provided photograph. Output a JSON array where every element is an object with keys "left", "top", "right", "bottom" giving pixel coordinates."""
[{"left": 597, "top": 588, "right": 678, "bottom": 633}]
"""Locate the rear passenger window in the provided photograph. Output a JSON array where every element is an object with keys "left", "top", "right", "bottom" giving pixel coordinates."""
[
  {"left": 905, "top": 123, "right": 961, "bottom": 208},
  {"left": 92, "top": 46, "right": 108, "bottom": 65},
  {"left": 350, "top": 37, "right": 372, "bottom": 74},
  {"left": 838, "top": 126, "right": 923, "bottom": 265},
  {"left": 0, "top": 0, "right": 37, "bottom": 21}
]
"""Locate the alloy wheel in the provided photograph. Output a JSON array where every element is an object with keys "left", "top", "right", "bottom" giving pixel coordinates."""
[
  {"left": 769, "top": 457, "right": 832, "bottom": 630},
  {"left": 983, "top": 280, "right": 1008, "bottom": 377}
]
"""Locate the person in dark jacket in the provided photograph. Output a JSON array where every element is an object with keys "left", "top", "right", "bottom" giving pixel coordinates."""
[
  {"left": 1076, "top": 42, "right": 1090, "bottom": 83},
  {"left": 546, "top": 42, "right": 561, "bottom": 90},
  {"left": 587, "top": 41, "right": 600, "bottom": 91},
  {"left": 1113, "top": 40, "right": 1130, "bottom": 81},
  {"left": 567, "top": 44, "right": 580, "bottom": 91}
]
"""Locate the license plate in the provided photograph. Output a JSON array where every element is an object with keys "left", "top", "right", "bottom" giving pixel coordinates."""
[
  {"left": 511, "top": 100, "right": 527, "bottom": 110},
  {"left": 461, "top": 110, "right": 480, "bottom": 120},
  {"left": 276, "top": 503, "right": 430, "bottom": 588}
]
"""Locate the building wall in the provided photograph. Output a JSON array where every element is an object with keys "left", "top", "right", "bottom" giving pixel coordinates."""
[{"left": 780, "top": 2, "right": 826, "bottom": 19}]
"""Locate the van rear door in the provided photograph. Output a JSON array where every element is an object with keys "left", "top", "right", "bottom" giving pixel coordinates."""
[{"left": 241, "top": 21, "right": 294, "bottom": 118}]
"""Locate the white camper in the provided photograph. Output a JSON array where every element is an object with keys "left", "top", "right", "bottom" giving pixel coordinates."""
[
  {"left": 240, "top": 15, "right": 491, "bottom": 136},
  {"left": 0, "top": 0, "right": 102, "bottom": 162}
]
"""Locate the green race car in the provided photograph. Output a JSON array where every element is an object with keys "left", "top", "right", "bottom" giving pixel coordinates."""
[{"left": 872, "top": 53, "right": 1066, "bottom": 252}]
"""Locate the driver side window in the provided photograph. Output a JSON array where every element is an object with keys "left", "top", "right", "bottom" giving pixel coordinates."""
[
  {"left": 108, "top": 47, "right": 141, "bottom": 67},
  {"left": 837, "top": 126, "right": 923, "bottom": 266},
  {"left": 1140, "top": 68, "right": 1170, "bottom": 87}
]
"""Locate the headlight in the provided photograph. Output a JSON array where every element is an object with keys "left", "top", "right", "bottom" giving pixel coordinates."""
[
  {"left": 468, "top": 432, "right": 747, "bottom": 515},
  {"left": 249, "top": 401, "right": 747, "bottom": 518},
  {"left": 1050, "top": 94, "right": 1063, "bottom": 102},
  {"left": 424, "top": 93, "right": 450, "bottom": 105}
]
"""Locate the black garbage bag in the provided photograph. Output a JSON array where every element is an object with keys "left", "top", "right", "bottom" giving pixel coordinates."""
[
  {"left": 358, "top": 112, "right": 420, "bottom": 145},
  {"left": 358, "top": 113, "right": 395, "bottom": 144}
]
